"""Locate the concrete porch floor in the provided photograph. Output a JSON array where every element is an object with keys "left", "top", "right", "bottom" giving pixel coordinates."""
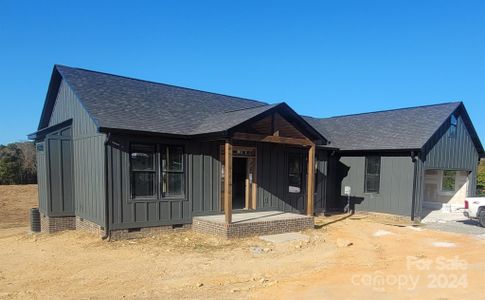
[{"left": 192, "top": 211, "right": 314, "bottom": 238}]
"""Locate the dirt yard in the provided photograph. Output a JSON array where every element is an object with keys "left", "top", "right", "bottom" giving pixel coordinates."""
[{"left": 1, "top": 185, "right": 484, "bottom": 299}]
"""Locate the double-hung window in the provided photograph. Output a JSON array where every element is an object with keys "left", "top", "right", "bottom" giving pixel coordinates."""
[
  {"left": 130, "top": 144, "right": 157, "bottom": 198},
  {"left": 161, "top": 146, "right": 184, "bottom": 197},
  {"left": 364, "top": 156, "right": 381, "bottom": 193},
  {"left": 130, "top": 144, "right": 185, "bottom": 200}
]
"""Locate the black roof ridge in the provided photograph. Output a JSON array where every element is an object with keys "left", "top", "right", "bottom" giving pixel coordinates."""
[
  {"left": 309, "top": 101, "right": 462, "bottom": 120},
  {"left": 54, "top": 64, "right": 269, "bottom": 106},
  {"left": 222, "top": 103, "right": 280, "bottom": 113}
]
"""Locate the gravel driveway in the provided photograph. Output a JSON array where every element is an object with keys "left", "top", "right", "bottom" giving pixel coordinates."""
[{"left": 421, "top": 208, "right": 485, "bottom": 236}]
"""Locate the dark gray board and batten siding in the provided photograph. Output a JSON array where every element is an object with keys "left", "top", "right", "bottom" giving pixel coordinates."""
[
  {"left": 413, "top": 113, "right": 480, "bottom": 218},
  {"left": 422, "top": 114, "right": 479, "bottom": 192},
  {"left": 337, "top": 156, "right": 415, "bottom": 216},
  {"left": 189, "top": 141, "right": 222, "bottom": 215},
  {"left": 107, "top": 137, "right": 222, "bottom": 230},
  {"left": 36, "top": 127, "right": 75, "bottom": 216},
  {"left": 106, "top": 137, "right": 327, "bottom": 230},
  {"left": 233, "top": 141, "right": 326, "bottom": 213},
  {"left": 44, "top": 80, "right": 106, "bottom": 225},
  {"left": 45, "top": 128, "right": 75, "bottom": 216}
]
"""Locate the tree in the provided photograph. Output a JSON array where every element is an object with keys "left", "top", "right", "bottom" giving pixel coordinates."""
[
  {"left": 0, "top": 144, "right": 23, "bottom": 184},
  {"left": 16, "top": 141, "right": 37, "bottom": 184},
  {"left": 477, "top": 159, "right": 485, "bottom": 196},
  {"left": 0, "top": 141, "right": 37, "bottom": 185}
]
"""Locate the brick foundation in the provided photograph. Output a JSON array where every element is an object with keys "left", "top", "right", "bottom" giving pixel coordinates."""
[
  {"left": 41, "top": 213, "right": 313, "bottom": 240},
  {"left": 40, "top": 214, "right": 76, "bottom": 233},
  {"left": 192, "top": 216, "right": 314, "bottom": 238},
  {"left": 110, "top": 224, "right": 191, "bottom": 240},
  {"left": 41, "top": 213, "right": 191, "bottom": 240},
  {"left": 75, "top": 217, "right": 106, "bottom": 237}
]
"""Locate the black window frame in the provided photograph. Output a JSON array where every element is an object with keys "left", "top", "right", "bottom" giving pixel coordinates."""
[
  {"left": 364, "top": 156, "right": 381, "bottom": 194},
  {"left": 288, "top": 152, "right": 304, "bottom": 194},
  {"left": 161, "top": 145, "right": 186, "bottom": 199},
  {"left": 129, "top": 143, "right": 186, "bottom": 201},
  {"left": 130, "top": 143, "right": 158, "bottom": 200}
]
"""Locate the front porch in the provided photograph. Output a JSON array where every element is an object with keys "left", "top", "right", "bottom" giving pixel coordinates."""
[{"left": 192, "top": 211, "right": 314, "bottom": 238}]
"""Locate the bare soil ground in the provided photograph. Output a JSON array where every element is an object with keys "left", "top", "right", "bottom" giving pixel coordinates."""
[{"left": 0, "top": 185, "right": 484, "bottom": 299}]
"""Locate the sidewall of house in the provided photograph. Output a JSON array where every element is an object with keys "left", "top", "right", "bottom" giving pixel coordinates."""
[
  {"left": 106, "top": 137, "right": 327, "bottom": 229},
  {"left": 107, "top": 136, "right": 221, "bottom": 230},
  {"left": 46, "top": 80, "right": 106, "bottom": 226},
  {"left": 332, "top": 155, "right": 415, "bottom": 217},
  {"left": 418, "top": 113, "right": 480, "bottom": 215}
]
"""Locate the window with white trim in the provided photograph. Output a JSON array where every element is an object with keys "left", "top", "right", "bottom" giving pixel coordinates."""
[{"left": 441, "top": 170, "right": 456, "bottom": 192}]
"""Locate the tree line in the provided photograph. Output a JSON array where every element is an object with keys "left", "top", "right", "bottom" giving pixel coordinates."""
[
  {"left": 0, "top": 142, "right": 37, "bottom": 184},
  {"left": 0, "top": 141, "right": 484, "bottom": 193},
  {"left": 477, "top": 159, "right": 485, "bottom": 196}
]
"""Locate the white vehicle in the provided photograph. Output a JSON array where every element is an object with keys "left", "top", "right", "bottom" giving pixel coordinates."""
[{"left": 463, "top": 197, "right": 485, "bottom": 227}]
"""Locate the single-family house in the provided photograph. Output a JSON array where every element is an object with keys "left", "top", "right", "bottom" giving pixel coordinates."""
[{"left": 29, "top": 65, "right": 484, "bottom": 238}]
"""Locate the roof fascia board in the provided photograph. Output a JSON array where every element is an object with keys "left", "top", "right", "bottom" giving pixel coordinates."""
[
  {"left": 420, "top": 103, "right": 484, "bottom": 156},
  {"left": 227, "top": 103, "right": 328, "bottom": 144},
  {"left": 456, "top": 104, "right": 484, "bottom": 155},
  {"left": 99, "top": 127, "right": 228, "bottom": 140},
  {"left": 37, "top": 66, "right": 62, "bottom": 130},
  {"left": 28, "top": 119, "right": 73, "bottom": 140},
  {"left": 337, "top": 148, "right": 420, "bottom": 157}
]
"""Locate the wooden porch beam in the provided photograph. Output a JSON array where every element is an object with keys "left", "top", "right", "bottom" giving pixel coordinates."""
[
  {"left": 306, "top": 143, "right": 316, "bottom": 216},
  {"left": 224, "top": 140, "right": 233, "bottom": 224},
  {"left": 233, "top": 132, "right": 313, "bottom": 146}
]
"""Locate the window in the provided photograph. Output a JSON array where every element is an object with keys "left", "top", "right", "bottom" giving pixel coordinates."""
[
  {"left": 130, "top": 144, "right": 156, "bottom": 198},
  {"left": 130, "top": 144, "right": 186, "bottom": 199},
  {"left": 449, "top": 115, "right": 457, "bottom": 138},
  {"left": 442, "top": 170, "right": 456, "bottom": 192},
  {"left": 288, "top": 153, "right": 303, "bottom": 193},
  {"left": 364, "top": 156, "right": 381, "bottom": 193},
  {"left": 161, "top": 146, "right": 184, "bottom": 197}
]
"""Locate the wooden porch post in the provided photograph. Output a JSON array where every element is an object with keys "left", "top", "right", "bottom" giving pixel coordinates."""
[
  {"left": 306, "top": 143, "right": 316, "bottom": 216},
  {"left": 224, "top": 139, "right": 233, "bottom": 224}
]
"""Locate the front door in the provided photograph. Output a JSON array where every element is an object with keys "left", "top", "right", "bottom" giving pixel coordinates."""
[
  {"left": 232, "top": 157, "right": 247, "bottom": 209},
  {"left": 287, "top": 150, "right": 307, "bottom": 213},
  {"left": 220, "top": 145, "right": 257, "bottom": 211}
]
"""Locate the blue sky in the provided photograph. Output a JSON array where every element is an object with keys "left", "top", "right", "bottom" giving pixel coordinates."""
[{"left": 1, "top": 1, "right": 484, "bottom": 144}]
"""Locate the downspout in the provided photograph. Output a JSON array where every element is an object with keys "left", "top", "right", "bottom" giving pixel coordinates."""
[
  {"left": 102, "top": 132, "right": 111, "bottom": 240},
  {"left": 410, "top": 151, "right": 418, "bottom": 222}
]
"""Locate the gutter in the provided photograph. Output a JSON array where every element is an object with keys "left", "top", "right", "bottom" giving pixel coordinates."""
[{"left": 102, "top": 132, "right": 111, "bottom": 240}]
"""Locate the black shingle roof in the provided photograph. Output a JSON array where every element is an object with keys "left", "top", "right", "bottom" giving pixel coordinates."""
[
  {"left": 55, "top": 65, "right": 275, "bottom": 136},
  {"left": 36, "top": 65, "right": 482, "bottom": 154},
  {"left": 304, "top": 102, "right": 483, "bottom": 153}
]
